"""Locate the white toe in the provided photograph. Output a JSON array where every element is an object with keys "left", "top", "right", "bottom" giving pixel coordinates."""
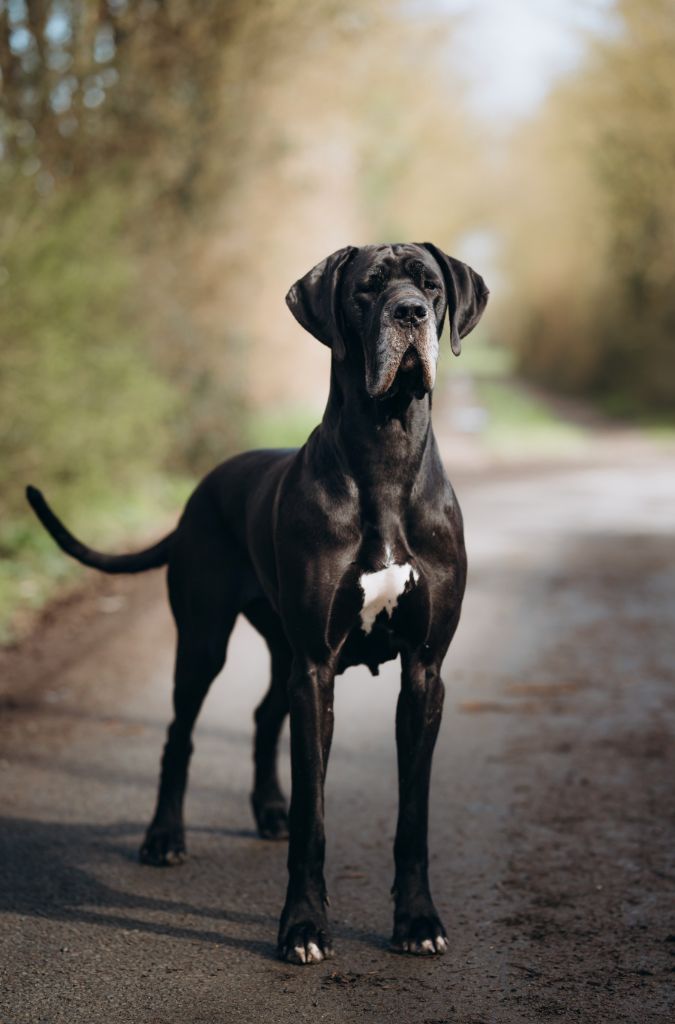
[
  {"left": 306, "top": 942, "right": 323, "bottom": 963},
  {"left": 435, "top": 936, "right": 448, "bottom": 953},
  {"left": 420, "top": 939, "right": 435, "bottom": 954},
  {"left": 291, "top": 944, "right": 307, "bottom": 964}
]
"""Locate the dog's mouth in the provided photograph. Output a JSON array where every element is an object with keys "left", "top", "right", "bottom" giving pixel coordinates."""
[
  {"left": 378, "top": 346, "right": 429, "bottom": 401},
  {"left": 366, "top": 328, "right": 438, "bottom": 401},
  {"left": 400, "top": 346, "right": 420, "bottom": 373}
]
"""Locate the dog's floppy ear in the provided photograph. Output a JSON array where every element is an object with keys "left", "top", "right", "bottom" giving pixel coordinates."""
[
  {"left": 286, "top": 246, "right": 357, "bottom": 361},
  {"left": 421, "top": 243, "right": 489, "bottom": 356}
]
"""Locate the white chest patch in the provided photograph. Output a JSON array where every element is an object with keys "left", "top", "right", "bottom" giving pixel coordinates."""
[{"left": 358, "top": 559, "right": 419, "bottom": 635}]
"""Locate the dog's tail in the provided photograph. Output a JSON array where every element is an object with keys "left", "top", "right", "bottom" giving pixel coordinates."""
[{"left": 25, "top": 486, "right": 175, "bottom": 574}]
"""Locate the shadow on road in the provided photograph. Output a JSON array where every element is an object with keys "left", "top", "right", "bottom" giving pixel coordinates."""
[
  {"left": 0, "top": 817, "right": 280, "bottom": 956},
  {"left": 0, "top": 816, "right": 389, "bottom": 963}
]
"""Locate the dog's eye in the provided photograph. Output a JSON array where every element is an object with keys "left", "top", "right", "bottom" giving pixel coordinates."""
[
  {"left": 423, "top": 278, "right": 440, "bottom": 291},
  {"left": 359, "top": 277, "right": 383, "bottom": 294}
]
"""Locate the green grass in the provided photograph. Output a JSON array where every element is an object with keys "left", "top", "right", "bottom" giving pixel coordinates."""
[
  {"left": 441, "top": 336, "right": 588, "bottom": 457},
  {"left": 597, "top": 392, "right": 675, "bottom": 439},
  {"left": 451, "top": 337, "right": 515, "bottom": 379},
  {"left": 475, "top": 377, "right": 587, "bottom": 455},
  {"left": 642, "top": 422, "right": 675, "bottom": 444}
]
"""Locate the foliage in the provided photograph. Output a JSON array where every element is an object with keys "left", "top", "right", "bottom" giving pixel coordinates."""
[
  {"left": 0, "top": 0, "right": 311, "bottom": 639},
  {"left": 0, "top": 176, "right": 176, "bottom": 515},
  {"left": 499, "top": 0, "right": 675, "bottom": 415}
]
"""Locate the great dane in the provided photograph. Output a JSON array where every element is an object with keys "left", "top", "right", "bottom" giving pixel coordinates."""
[{"left": 27, "top": 242, "right": 488, "bottom": 963}]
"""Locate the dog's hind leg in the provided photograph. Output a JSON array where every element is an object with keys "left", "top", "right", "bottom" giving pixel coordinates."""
[
  {"left": 140, "top": 539, "right": 241, "bottom": 867},
  {"left": 139, "top": 628, "right": 234, "bottom": 866},
  {"left": 244, "top": 597, "right": 292, "bottom": 840}
]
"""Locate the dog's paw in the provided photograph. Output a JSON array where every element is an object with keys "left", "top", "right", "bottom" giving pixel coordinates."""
[
  {"left": 278, "top": 920, "right": 334, "bottom": 965},
  {"left": 253, "top": 801, "right": 289, "bottom": 841},
  {"left": 391, "top": 914, "right": 448, "bottom": 955},
  {"left": 139, "top": 826, "right": 186, "bottom": 867},
  {"left": 250, "top": 790, "right": 288, "bottom": 839}
]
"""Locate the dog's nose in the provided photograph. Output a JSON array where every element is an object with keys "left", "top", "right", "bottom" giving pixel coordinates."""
[{"left": 393, "top": 300, "right": 428, "bottom": 325}]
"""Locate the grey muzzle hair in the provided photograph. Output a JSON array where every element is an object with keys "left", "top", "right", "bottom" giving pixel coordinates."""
[{"left": 365, "top": 291, "right": 439, "bottom": 399}]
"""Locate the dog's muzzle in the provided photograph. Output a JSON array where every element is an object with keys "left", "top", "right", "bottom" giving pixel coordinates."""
[{"left": 365, "top": 293, "right": 439, "bottom": 400}]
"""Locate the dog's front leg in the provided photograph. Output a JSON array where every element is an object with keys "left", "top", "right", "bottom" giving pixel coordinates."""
[
  {"left": 391, "top": 652, "right": 448, "bottom": 955},
  {"left": 278, "top": 657, "right": 335, "bottom": 964}
]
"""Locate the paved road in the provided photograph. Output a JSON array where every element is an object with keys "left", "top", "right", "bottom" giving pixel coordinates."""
[{"left": 1, "top": 440, "right": 674, "bottom": 1023}]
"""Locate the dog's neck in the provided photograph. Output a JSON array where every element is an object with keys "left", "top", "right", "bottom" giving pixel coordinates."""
[{"left": 313, "top": 363, "right": 440, "bottom": 508}]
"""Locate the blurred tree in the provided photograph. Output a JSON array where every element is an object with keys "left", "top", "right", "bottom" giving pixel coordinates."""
[
  {"left": 0, "top": 0, "right": 251, "bottom": 530},
  {"left": 0, "top": 0, "right": 364, "bottom": 525},
  {"left": 193, "top": 5, "right": 478, "bottom": 411},
  {"left": 1, "top": 0, "right": 244, "bottom": 188},
  {"left": 499, "top": 0, "right": 675, "bottom": 415}
]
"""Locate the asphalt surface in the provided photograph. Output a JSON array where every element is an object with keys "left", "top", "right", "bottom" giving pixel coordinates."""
[{"left": 1, "top": 437, "right": 674, "bottom": 1023}]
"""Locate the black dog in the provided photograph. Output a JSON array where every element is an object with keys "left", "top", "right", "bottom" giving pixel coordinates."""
[{"left": 27, "top": 243, "right": 488, "bottom": 964}]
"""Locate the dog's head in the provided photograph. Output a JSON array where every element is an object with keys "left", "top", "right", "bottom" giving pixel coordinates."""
[{"left": 286, "top": 243, "right": 489, "bottom": 400}]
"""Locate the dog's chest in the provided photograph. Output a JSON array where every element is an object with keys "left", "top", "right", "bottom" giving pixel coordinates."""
[
  {"left": 329, "top": 543, "right": 430, "bottom": 675},
  {"left": 357, "top": 546, "right": 419, "bottom": 635}
]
